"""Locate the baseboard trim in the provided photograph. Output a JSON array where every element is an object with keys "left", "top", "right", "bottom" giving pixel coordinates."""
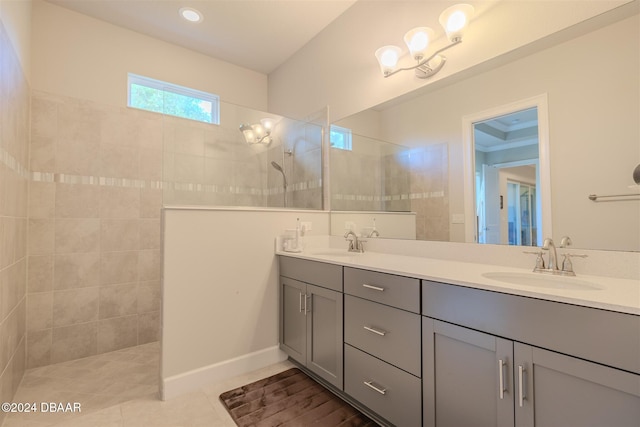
[{"left": 161, "top": 346, "right": 287, "bottom": 400}]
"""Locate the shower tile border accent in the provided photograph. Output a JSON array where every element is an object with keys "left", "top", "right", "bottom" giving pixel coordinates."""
[
  {"left": 0, "top": 146, "right": 30, "bottom": 180},
  {"left": 332, "top": 191, "right": 446, "bottom": 202},
  {"left": 30, "top": 171, "right": 322, "bottom": 198}
]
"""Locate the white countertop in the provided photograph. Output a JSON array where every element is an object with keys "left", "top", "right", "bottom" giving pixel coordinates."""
[{"left": 276, "top": 248, "right": 640, "bottom": 315}]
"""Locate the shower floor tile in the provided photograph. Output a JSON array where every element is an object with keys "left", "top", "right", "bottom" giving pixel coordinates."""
[{"left": 3, "top": 343, "right": 295, "bottom": 427}]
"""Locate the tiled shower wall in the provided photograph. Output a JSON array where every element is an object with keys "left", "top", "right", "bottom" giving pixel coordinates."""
[
  {"left": 26, "top": 91, "right": 162, "bottom": 368},
  {"left": 330, "top": 141, "right": 385, "bottom": 211},
  {"left": 266, "top": 119, "right": 322, "bottom": 209},
  {"left": 25, "top": 91, "right": 323, "bottom": 370},
  {"left": 163, "top": 112, "right": 322, "bottom": 210},
  {"left": 406, "top": 144, "right": 449, "bottom": 241},
  {"left": 0, "top": 22, "right": 29, "bottom": 423},
  {"left": 332, "top": 137, "right": 449, "bottom": 241}
]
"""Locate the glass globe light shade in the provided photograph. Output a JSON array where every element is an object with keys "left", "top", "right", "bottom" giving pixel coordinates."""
[
  {"left": 252, "top": 124, "right": 265, "bottom": 139},
  {"left": 260, "top": 118, "right": 275, "bottom": 131},
  {"left": 404, "top": 27, "right": 434, "bottom": 61},
  {"left": 439, "top": 4, "right": 474, "bottom": 42},
  {"left": 375, "top": 45, "right": 402, "bottom": 75}
]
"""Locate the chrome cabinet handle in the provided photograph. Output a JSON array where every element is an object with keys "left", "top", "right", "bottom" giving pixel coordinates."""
[
  {"left": 362, "top": 284, "right": 385, "bottom": 292},
  {"left": 518, "top": 365, "right": 526, "bottom": 407},
  {"left": 363, "top": 326, "right": 387, "bottom": 336},
  {"left": 299, "top": 292, "right": 303, "bottom": 313},
  {"left": 498, "top": 359, "right": 507, "bottom": 399},
  {"left": 364, "top": 381, "right": 387, "bottom": 395}
]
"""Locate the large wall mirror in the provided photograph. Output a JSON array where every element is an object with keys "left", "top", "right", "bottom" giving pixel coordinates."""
[{"left": 329, "top": 8, "right": 639, "bottom": 252}]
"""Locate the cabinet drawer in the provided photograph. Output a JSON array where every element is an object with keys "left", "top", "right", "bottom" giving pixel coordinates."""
[
  {"left": 344, "top": 267, "right": 419, "bottom": 313},
  {"left": 345, "top": 344, "right": 422, "bottom": 427},
  {"left": 345, "top": 295, "right": 421, "bottom": 377},
  {"left": 279, "top": 256, "right": 342, "bottom": 292}
]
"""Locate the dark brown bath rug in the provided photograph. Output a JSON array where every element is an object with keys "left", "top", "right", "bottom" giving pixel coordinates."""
[{"left": 219, "top": 367, "right": 377, "bottom": 426}]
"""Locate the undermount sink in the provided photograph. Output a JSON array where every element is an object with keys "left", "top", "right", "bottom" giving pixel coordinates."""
[{"left": 482, "top": 272, "right": 602, "bottom": 291}]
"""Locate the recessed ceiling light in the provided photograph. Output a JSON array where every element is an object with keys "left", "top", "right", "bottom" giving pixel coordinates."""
[{"left": 179, "top": 7, "right": 202, "bottom": 23}]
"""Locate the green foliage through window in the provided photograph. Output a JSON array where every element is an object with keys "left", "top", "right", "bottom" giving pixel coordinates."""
[
  {"left": 330, "top": 125, "right": 352, "bottom": 150},
  {"left": 128, "top": 74, "right": 219, "bottom": 124}
]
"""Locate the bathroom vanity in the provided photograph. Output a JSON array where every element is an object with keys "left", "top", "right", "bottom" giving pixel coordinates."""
[{"left": 278, "top": 249, "right": 640, "bottom": 427}]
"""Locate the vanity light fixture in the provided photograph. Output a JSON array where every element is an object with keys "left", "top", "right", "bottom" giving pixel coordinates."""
[
  {"left": 239, "top": 118, "right": 276, "bottom": 145},
  {"left": 179, "top": 7, "right": 203, "bottom": 23},
  {"left": 375, "top": 3, "right": 474, "bottom": 79}
]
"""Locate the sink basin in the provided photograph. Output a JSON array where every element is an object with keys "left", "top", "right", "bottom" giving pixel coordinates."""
[
  {"left": 482, "top": 272, "right": 602, "bottom": 291},
  {"left": 309, "top": 250, "right": 360, "bottom": 258}
]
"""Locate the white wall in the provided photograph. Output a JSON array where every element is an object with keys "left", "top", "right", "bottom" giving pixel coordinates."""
[
  {"left": 0, "top": 0, "right": 32, "bottom": 79},
  {"left": 161, "top": 208, "right": 330, "bottom": 398},
  {"left": 268, "top": 0, "right": 632, "bottom": 121},
  {"left": 31, "top": 0, "right": 268, "bottom": 110}
]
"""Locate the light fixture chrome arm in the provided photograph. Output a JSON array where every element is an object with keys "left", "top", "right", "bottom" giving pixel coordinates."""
[{"left": 383, "top": 39, "right": 462, "bottom": 78}]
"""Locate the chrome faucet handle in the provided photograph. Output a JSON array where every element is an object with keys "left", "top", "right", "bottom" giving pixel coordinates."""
[
  {"left": 523, "top": 251, "right": 545, "bottom": 271},
  {"left": 559, "top": 236, "right": 572, "bottom": 248},
  {"left": 560, "top": 253, "right": 588, "bottom": 275}
]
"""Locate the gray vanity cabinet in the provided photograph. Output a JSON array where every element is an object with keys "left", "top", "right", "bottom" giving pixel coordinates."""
[
  {"left": 280, "top": 277, "right": 307, "bottom": 363},
  {"left": 423, "top": 318, "right": 640, "bottom": 427},
  {"left": 344, "top": 267, "right": 422, "bottom": 427},
  {"left": 279, "top": 255, "right": 639, "bottom": 427},
  {"left": 514, "top": 343, "right": 640, "bottom": 427},
  {"left": 423, "top": 318, "right": 514, "bottom": 427},
  {"left": 279, "top": 257, "right": 344, "bottom": 390},
  {"left": 423, "top": 280, "right": 640, "bottom": 427}
]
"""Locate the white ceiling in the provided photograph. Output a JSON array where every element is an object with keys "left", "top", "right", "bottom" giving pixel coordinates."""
[
  {"left": 474, "top": 108, "right": 539, "bottom": 152},
  {"left": 44, "top": 0, "right": 357, "bottom": 74}
]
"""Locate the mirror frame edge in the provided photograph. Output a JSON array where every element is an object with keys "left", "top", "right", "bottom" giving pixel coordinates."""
[{"left": 462, "top": 93, "right": 552, "bottom": 244}]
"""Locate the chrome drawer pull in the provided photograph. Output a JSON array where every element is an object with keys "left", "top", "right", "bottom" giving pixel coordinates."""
[
  {"left": 362, "top": 284, "right": 385, "bottom": 292},
  {"left": 498, "top": 359, "right": 507, "bottom": 399},
  {"left": 364, "top": 381, "right": 387, "bottom": 395},
  {"left": 363, "top": 326, "right": 387, "bottom": 336},
  {"left": 299, "top": 292, "right": 303, "bottom": 313},
  {"left": 518, "top": 365, "right": 526, "bottom": 407}
]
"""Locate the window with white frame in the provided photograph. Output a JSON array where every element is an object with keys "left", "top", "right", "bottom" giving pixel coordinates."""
[
  {"left": 330, "top": 125, "right": 352, "bottom": 150},
  {"left": 127, "top": 73, "right": 220, "bottom": 124}
]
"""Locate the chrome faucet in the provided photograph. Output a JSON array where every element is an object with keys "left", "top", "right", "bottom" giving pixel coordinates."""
[
  {"left": 542, "top": 238, "right": 559, "bottom": 271},
  {"left": 525, "top": 236, "right": 587, "bottom": 276},
  {"left": 344, "top": 230, "right": 365, "bottom": 253}
]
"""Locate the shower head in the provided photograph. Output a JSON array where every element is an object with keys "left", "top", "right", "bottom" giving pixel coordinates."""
[
  {"left": 271, "top": 161, "right": 284, "bottom": 173},
  {"left": 271, "top": 161, "right": 288, "bottom": 207},
  {"left": 271, "top": 161, "right": 288, "bottom": 188}
]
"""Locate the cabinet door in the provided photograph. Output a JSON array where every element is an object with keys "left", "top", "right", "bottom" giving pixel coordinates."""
[
  {"left": 515, "top": 343, "right": 640, "bottom": 427},
  {"left": 279, "top": 277, "right": 306, "bottom": 364},
  {"left": 306, "top": 284, "right": 343, "bottom": 390},
  {"left": 423, "top": 318, "right": 514, "bottom": 427}
]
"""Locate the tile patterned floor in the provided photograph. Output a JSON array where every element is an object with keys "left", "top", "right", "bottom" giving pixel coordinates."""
[{"left": 3, "top": 342, "right": 295, "bottom": 427}]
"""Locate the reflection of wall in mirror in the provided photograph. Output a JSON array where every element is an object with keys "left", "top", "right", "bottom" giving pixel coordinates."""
[
  {"left": 333, "top": 15, "right": 639, "bottom": 251},
  {"left": 331, "top": 134, "right": 449, "bottom": 241},
  {"left": 330, "top": 212, "right": 417, "bottom": 240}
]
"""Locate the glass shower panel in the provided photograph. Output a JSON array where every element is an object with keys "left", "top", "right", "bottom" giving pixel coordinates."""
[
  {"left": 330, "top": 133, "right": 408, "bottom": 211},
  {"left": 161, "top": 100, "right": 323, "bottom": 209}
]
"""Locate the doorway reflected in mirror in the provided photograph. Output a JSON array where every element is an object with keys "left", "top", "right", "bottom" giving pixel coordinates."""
[{"left": 473, "top": 108, "right": 540, "bottom": 246}]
